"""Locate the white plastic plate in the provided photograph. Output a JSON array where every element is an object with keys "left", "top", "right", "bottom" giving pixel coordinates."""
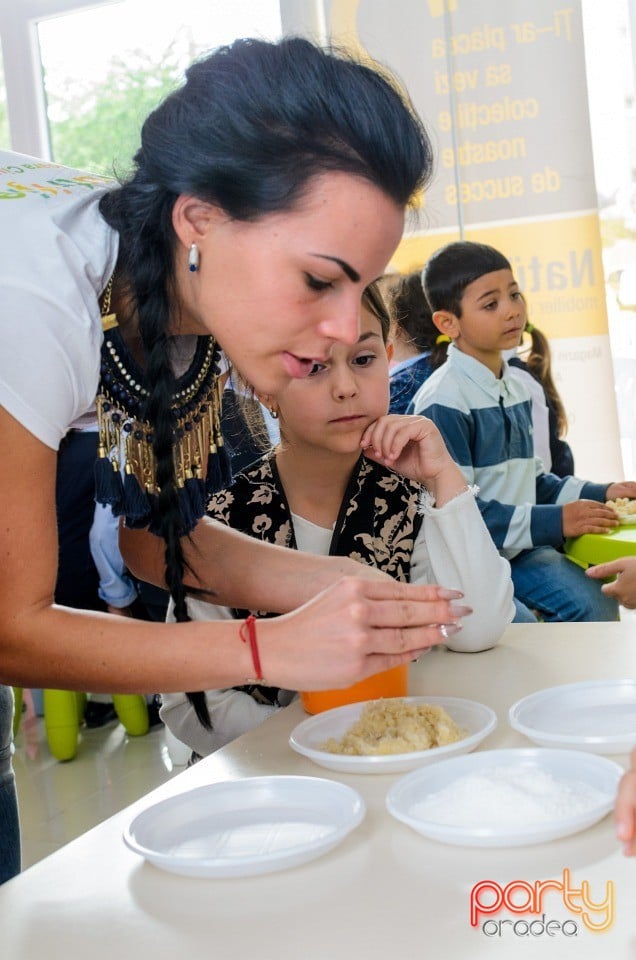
[
  {"left": 509, "top": 679, "right": 636, "bottom": 754},
  {"left": 386, "top": 748, "right": 623, "bottom": 847},
  {"left": 289, "top": 696, "right": 497, "bottom": 774},
  {"left": 123, "top": 776, "right": 365, "bottom": 877}
]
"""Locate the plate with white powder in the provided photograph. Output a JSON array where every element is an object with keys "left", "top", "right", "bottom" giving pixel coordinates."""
[{"left": 386, "top": 748, "right": 623, "bottom": 847}]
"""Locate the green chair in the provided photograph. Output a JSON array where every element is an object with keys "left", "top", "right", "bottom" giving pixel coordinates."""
[{"left": 13, "top": 688, "right": 149, "bottom": 761}]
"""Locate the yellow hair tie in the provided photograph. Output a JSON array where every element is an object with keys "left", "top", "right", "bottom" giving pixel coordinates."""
[
  {"left": 525, "top": 322, "right": 534, "bottom": 334},
  {"left": 435, "top": 334, "right": 451, "bottom": 345}
]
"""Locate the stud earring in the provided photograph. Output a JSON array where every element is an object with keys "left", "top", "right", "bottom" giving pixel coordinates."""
[{"left": 188, "top": 243, "right": 200, "bottom": 273}]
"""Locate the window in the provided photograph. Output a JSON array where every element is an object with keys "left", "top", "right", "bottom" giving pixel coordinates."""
[{"left": 1, "top": 0, "right": 281, "bottom": 172}]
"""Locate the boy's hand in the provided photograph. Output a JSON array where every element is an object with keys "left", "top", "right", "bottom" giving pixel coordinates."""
[
  {"left": 562, "top": 499, "right": 620, "bottom": 537},
  {"left": 606, "top": 481, "right": 636, "bottom": 500},
  {"left": 360, "top": 414, "right": 454, "bottom": 485}
]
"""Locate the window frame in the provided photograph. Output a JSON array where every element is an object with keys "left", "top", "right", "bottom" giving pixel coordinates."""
[
  {"left": 0, "top": 0, "right": 120, "bottom": 157},
  {"left": 0, "top": 0, "right": 313, "bottom": 158}
]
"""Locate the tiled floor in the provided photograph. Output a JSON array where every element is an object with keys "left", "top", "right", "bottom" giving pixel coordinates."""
[{"left": 13, "top": 709, "right": 182, "bottom": 871}]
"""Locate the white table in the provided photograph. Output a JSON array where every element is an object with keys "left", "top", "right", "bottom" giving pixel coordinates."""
[{"left": 2, "top": 623, "right": 635, "bottom": 958}]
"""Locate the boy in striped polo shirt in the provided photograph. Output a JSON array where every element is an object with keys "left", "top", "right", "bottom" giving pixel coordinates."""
[{"left": 411, "top": 240, "right": 636, "bottom": 622}]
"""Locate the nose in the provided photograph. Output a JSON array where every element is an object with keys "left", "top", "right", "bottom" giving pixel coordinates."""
[
  {"left": 510, "top": 295, "right": 523, "bottom": 318},
  {"left": 331, "top": 363, "right": 359, "bottom": 400},
  {"left": 316, "top": 296, "right": 361, "bottom": 346}
]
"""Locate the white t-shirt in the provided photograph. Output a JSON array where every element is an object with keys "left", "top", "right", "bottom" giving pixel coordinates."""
[{"left": 0, "top": 150, "right": 118, "bottom": 450}]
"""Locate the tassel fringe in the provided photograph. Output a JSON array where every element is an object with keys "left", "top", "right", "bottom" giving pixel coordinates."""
[{"left": 96, "top": 335, "right": 231, "bottom": 535}]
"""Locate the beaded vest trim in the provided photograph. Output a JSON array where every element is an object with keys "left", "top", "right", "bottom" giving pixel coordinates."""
[{"left": 95, "top": 326, "right": 231, "bottom": 536}]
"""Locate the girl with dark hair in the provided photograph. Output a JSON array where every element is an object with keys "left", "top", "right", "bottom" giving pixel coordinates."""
[
  {"left": 0, "top": 37, "right": 469, "bottom": 881},
  {"left": 160, "top": 285, "right": 511, "bottom": 759},
  {"left": 388, "top": 269, "right": 443, "bottom": 414},
  {"left": 506, "top": 316, "right": 575, "bottom": 478}
]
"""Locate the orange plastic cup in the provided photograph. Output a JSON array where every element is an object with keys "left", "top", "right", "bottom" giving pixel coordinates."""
[{"left": 300, "top": 663, "right": 409, "bottom": 715}]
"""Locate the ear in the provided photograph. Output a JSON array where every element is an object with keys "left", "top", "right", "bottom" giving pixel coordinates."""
[
  {"left": 172, "top": 194, "right": 219, "bottom": 249},
  {"left": 432, "top": 310, "right": 459, "bottom": 340},
  {"left": 386, "top": 340, "right": 395, "bottom": 362}
]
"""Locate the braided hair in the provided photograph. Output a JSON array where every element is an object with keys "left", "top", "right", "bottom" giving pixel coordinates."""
[{"left": 98, "top": 36, "right": 433, "bottom": 728}]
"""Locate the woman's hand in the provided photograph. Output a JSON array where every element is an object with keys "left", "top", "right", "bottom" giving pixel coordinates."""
[
  {"left": 360, "top": 415, "right": 467, "bottom": 505},
  {"left": 616, "top": 747, "right": 636, "bottom": 856},
  {"left": 561, "top": 500, "right": 620, "bottom": 537},
  {"left": 257, "top": 576, "right": 472, "bottom": 690},
  {"left": 586, "top": 556, "right": 636, "bottom": 608}
]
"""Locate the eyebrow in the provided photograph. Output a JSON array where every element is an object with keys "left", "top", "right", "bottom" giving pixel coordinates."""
[
  {"left": 358, "top": 331, "right": 380, "bottom": 343},
  {"left": 311, "top": 254, "right": 361, "bottom": 283},
  {"left": 476, "top": 282, "right": 519, "bottom": 302}
]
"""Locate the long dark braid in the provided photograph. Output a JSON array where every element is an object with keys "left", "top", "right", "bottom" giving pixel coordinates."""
[
  {"left": 100, "top": 184, "right": 209, "bottom": 720},
  {"left": 98, "top": 36, "right": 432, "bottom": 730}
]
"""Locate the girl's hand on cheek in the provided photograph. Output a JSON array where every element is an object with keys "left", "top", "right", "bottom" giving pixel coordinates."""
[{"left": 360, "top": 415, "right": 454, "bottom": 484}]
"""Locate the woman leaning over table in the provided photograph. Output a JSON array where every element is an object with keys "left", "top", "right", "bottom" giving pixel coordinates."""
[{"left": 0, "top": 37, "right": 473, "bottom": 883}]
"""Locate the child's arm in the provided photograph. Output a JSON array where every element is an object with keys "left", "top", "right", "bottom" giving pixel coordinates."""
[
  {"left": 562, "top": 499, "right": 622, "bottom": 536},
  {"left": 538, "top": 476, "right": 636, "bottom": 537},
  {"left": 410, "top": 489, "right": 515, "bottom": 652},
  {"left": 361, "top": 416, "right": 514, "bottom": 651},
  {"left": 370, "top": 408, "right": 536, "bottom": 553},
  {"left": 535, "top": 471, "right": 636, "bottom": 513},
  {"left": 606, "top": 481, "right": 636, "bottom": 500},
  {"left": 360, "top": 414, "right": 468, "bottom": 506},
  {"left": 89, "top": 502, "right": 138, "bottom": 612},
  {"left": 535, "top": 467, "right": 607, "bottom": 507}
]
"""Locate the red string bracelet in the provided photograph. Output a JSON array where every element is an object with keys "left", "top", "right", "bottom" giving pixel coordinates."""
[{"left": 239, "top": 614, "right": 264, "bottom": 683}]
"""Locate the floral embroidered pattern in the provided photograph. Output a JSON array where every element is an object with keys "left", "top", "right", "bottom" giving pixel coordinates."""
[
  {"left": 205, "top": 451, "right": 424, "bottom": 705},
  {"left": 206, "top": 452, "right": 423, "bottom": 586}
]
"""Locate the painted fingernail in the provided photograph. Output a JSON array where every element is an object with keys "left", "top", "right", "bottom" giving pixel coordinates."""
[
  {"left": 439, "top": 623, "right": 462, "bottom": 637},
  {"left": 438, "top": 588, "right": 464, "bottom": 600},
  {"left": 449, "top": 602, "right": 473, "bottom": 618}
]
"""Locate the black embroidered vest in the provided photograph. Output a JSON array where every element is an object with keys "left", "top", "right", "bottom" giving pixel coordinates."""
[
  {"left": 207, "top": 451, "right": 423, "bottom": 611},
  {"left": 206, "top": 451, "right": 424, "bottom": 705}
]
